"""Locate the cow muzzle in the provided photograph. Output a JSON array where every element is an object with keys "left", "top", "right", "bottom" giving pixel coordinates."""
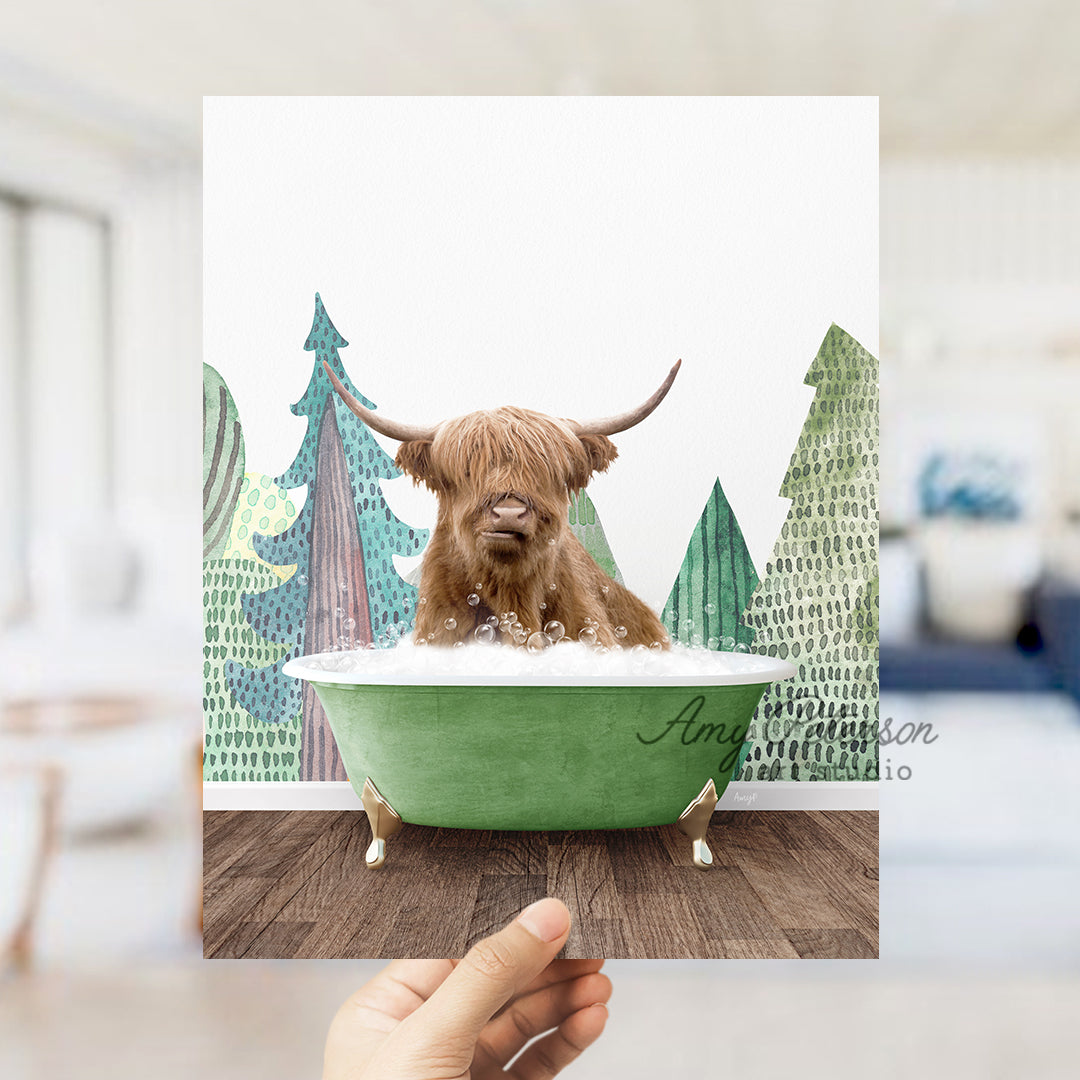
[{"left": 481, "top": 494, "right": 533, "bottom": 542}]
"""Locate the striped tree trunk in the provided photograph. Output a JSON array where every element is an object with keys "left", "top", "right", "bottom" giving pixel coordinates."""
[{"left": 302, "top": 396, "right": 373, "bottom": 781}]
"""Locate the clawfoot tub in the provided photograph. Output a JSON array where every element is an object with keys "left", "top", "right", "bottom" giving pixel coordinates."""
[{"left": 284, "top": 650, "right": 796, "bottom": 869}]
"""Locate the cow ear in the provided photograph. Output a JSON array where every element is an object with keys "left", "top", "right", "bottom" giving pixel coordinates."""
[
  {"left": 396, "top": 440, "right": 440, "bottom": 490},
  {"left": 569, "top": 435, "right": 619, "bottom": 493}
]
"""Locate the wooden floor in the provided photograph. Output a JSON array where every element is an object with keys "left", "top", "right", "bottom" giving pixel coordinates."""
[{"left": 203, "top": 810, "right": 877, "bottom": 960}]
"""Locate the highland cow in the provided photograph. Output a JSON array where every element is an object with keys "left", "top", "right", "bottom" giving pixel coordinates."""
[{"left": 324, "top": 360, "right": 680, "bottom": 649}]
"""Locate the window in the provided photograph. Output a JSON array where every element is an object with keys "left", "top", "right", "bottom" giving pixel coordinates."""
[{"left": 0, "top": 191, "right": 112, "bottom": 624}]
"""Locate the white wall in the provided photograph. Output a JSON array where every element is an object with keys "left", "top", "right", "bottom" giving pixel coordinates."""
[
  {"left": 111, "top": 162, "right": 202, "bottom": 627},
  {"left": 0, "top": 202, "right": 22, "bottom": 621},
  {"left": 881, "top": 160, "right": 1080, "bottom": 534},
  {"left": 0, "top": 100, "right": 201, "bottom": 632},
  {"left": 205, "top": 96, "right": 879, "bottom": 610}
]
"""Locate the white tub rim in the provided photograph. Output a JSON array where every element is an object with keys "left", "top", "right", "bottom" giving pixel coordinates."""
[{"left": 284, "top": 649, "right": 798, "bottom": 688}]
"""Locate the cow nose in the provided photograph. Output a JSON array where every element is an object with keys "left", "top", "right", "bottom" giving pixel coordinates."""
[{"left": 491, "top": 496, "right": 528, "bottom": 526}]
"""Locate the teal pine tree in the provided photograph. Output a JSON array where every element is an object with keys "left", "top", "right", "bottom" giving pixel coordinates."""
[
  {"left": 741, "top": 325, "right": 878, "bottom": 782},
  {"left": 662, "top": 478, "right": 757, "bottom": 649},
  {"left": 226, "top": 295, "right": 428, "bottom": 780}
]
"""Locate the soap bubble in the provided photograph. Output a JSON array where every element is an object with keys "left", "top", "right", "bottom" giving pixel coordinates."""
[
  {"left": 578, "top": 627, "right": 598, "bottom": 646},
  {"left": 474, "top": 624, "right": 495, "bottom": 644},
  {"left": 691, "top": 634, "right": 703, "bottom": 647},
  {"left": 543, "top": 620, "right": 565, "bottom": 643},
  {"left": 444, "top": 617, "right": 458, "bottom": 631},
  {"left": 527, "top": 631, "right": 552, "bottom": 653},
  {"left": 721, "top": 636, "right": 736, "bottom": 652},
  {"left": 539, "top": 602, "right": 547, "bottom": 611},
  {"left": 631, "top": 644, "right": 650, "bottom": 657},
  {"left": 614, "top": 625, "right": 627, "bottom": 639},
  {"left": 419, "top": 597, "right": 428, "bottom": 606},
  {"left": 416, "top": 637, "right": 428, "bottom": 647},
  {"left": 344, "top": 618, "right": 356, "bottom": 631},
  {"left": 650, "top": 641, "right": 663, "bottom": 651},
  {"left": 467, "top": 593, "right": 480, "bottom": 607},
  {"left": 339, "top": 582, "right": 348, "bottom": 592},
  {"left": 513, "top": 629, "right": 528, "bottom": 646},
  {"left": 707, "top": 637, "right": 719, "bottom": 650},
  {"left": 427, "top": 632, "right": 435, "bottom": 641},
  {"left": 486, "top": 615, "right": 500, "bottom": 627},
  {"left": 704, "top": 602, "right": 717, "bottom": 615},
  {"left": 548, "top": 583, "right": 557, "bottom": 592},
  {"left": 734, "top": 642, "right": 751, "bottom": 653},
  {"left": 505, "top": 611, "right": 517, "bottom": 623},
  {"left": 600, "top": 585, "right": 609, "bottom": 595},
  {"left": 475, "top": 583, "right": 483, "bottom": 591},
  {"left": 297, "top": 574, "right": 308, "bottom": 586},
  {"left": 548, "top": 538, "right": 556, "bottom": 545},
  {"left": 453, "top": 640, "right": 465, "bottom": 649},
  {"left": 681, "top": 618, "right": 694, "bottom": 633}
]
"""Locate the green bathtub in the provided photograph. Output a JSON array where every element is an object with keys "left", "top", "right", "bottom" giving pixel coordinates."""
[{"left": 284, "top": 650, "right": 796, "bottom": 868}]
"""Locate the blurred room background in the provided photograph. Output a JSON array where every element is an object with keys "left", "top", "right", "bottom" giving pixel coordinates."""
[{"left": 2, "top": 2, "right": 1080, "bottom": 1077}]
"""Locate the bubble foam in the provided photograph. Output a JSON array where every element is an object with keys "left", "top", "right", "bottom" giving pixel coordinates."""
[{"left": 290, "top": 640, "right": 794, "bottom": 686}]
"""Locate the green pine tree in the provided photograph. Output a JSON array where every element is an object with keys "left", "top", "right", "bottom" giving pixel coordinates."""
[
  {"left": 568, "top": 490, "right": 624, "bottom": 584},
  {"left": 741, "top": 325, "right": 878, "bottom": 782},
  {"left": 663, "top": 478, "right": 757, "bottom": 649}
]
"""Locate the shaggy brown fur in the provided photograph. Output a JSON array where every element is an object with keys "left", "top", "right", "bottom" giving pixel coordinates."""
[{"left": 396, "top": 407, "right": 669, "bottom": 648}]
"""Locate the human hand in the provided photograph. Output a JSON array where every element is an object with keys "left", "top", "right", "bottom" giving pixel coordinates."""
[{"left": 324, "top": 898, "right": 610, "bottom": 1079}]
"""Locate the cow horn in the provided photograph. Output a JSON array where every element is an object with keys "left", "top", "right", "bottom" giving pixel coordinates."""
[
  {"left": 570, "top": 359, "right": 682, "bottom": 437},
  {"left": 323, "top": 361, "right": 437, "bottom": 443}
]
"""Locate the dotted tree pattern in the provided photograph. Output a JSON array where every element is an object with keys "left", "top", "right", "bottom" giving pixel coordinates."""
[
  {"left": 224, "top": 473, "right": 299, "bottom": 577},
  {"left": 224, "top": 295, "right": 427, "bottom": 778},
  {"left": 204, "top": 558, "right": 302, "bottom": 780},
  {"left": 740, "top": 325, "right": 878, "bottom": 782},
  {"left": 568, "top": 490, "right": 624, "bottom": 584}
]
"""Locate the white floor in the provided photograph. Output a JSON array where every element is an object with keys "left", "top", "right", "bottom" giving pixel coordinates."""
[{"left": 880, "top": 691, "right": 1080, "bottom": 967}]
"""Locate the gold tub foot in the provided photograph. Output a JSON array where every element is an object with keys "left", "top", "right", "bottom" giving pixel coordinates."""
[
  {"left": 360, "top": 777, "right": 403, "bottom": 868},
  {"left": 676, "top": 778, "right": 719, "bottom": 870}
]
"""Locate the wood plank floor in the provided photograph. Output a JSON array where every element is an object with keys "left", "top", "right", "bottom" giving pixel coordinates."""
[{"left": 203, "top": 810, "right": 877, "bottom": 960}]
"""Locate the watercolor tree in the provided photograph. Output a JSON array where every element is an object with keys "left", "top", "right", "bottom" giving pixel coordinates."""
[
  {"left": 740, "top": 325, "right": 879, "bottom": 782},
  {"left": 569, "top": 490, "right": 624, "bottom": 584},
  {"left": 203, "top": 365, "right": 302, "bottom": 781},
  {"left": 226, "top": 295, "right": 427, "bottom": 781},
  {"left": 204, "top": 556, "right": 302, "bottom": 782},
  {"left": 662, "top": 477, "right": 759, "bottom": 779},
  {"left": 663, "top": 478, "right": 757, "bottom": 650},
  {"left": 203, "top": 363, "right": 246, "bottom": 561}
]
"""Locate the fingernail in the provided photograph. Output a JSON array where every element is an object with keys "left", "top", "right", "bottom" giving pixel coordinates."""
[{"left": 517, "top": 898, "right": 569, "bottom": 942}]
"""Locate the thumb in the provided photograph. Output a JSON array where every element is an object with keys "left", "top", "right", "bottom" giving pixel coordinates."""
[{"left": 405, "top": 898, "right": 571, "bottom": 1051}]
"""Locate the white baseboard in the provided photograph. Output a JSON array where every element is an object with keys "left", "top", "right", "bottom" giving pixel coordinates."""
[{"left": 203, "top": 780, "right": 878, "bottom": 813}]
